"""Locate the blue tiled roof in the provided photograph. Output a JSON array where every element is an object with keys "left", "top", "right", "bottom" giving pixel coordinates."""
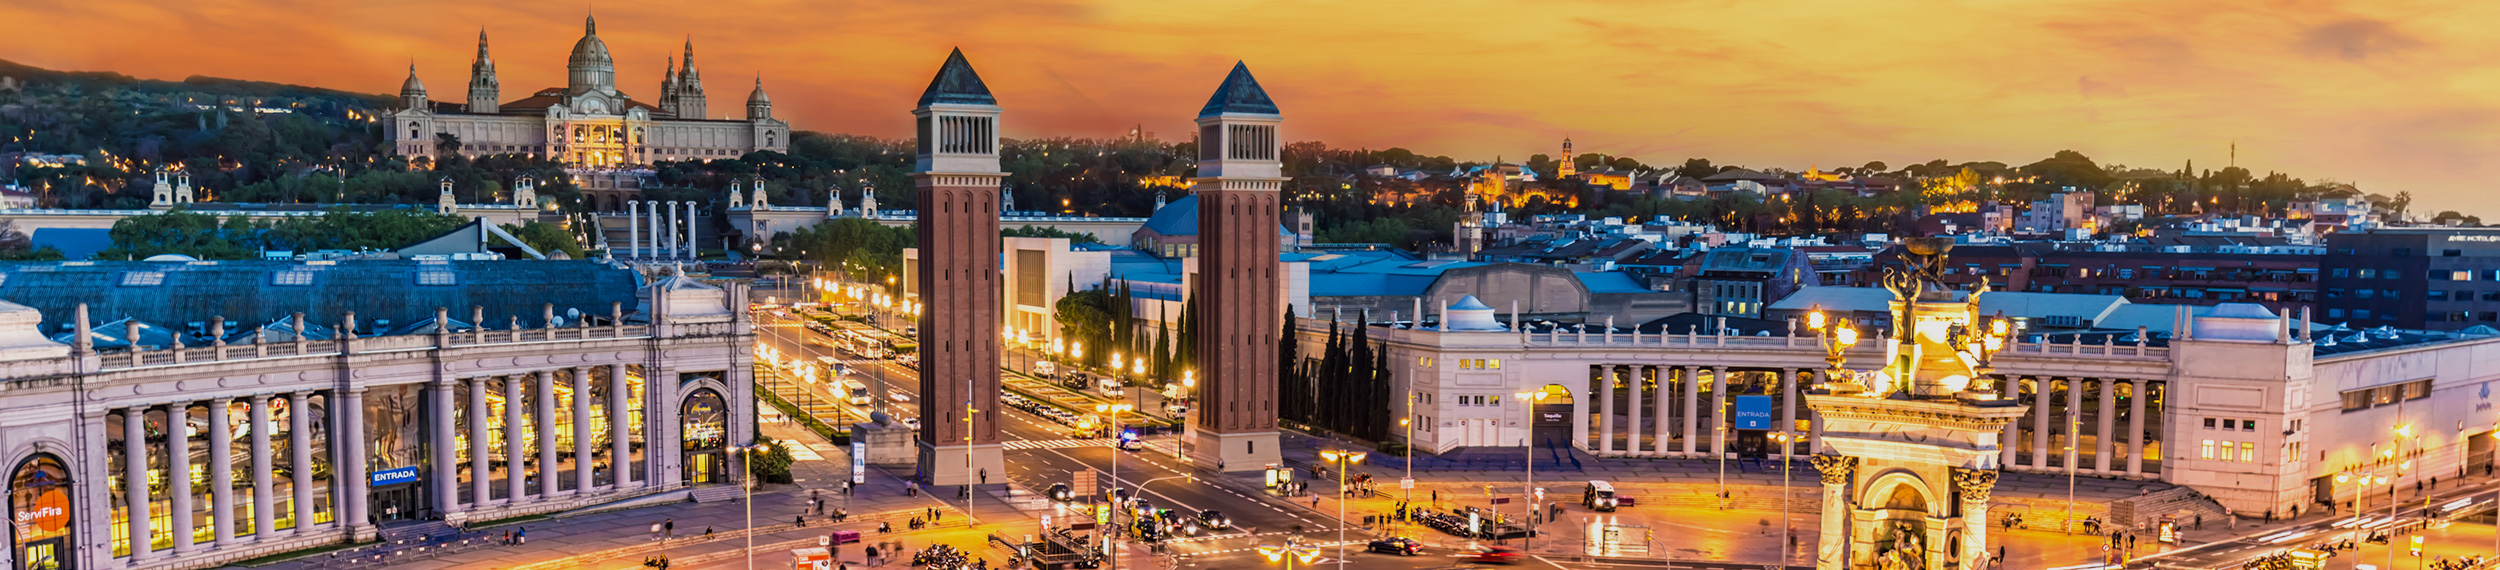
[
  {"left": 0, "top": 260, "right": 640, "bottom": 334},
  {"left": 1310, "top": 273, "right": 1436, "bottom": 297},
  {"left": 1574, "top": 272, "right": 1650, "bottom": 294},
  {"left": 1142, "top": 195, "right": 1201, "bottom": 237}
]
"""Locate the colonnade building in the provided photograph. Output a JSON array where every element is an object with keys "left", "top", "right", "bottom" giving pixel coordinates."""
[
  {"left": 0, "top": 260, "right": 756, "bottom": 570},
  {"left": 1342, "top": 298, "right": 2500, "bottom": 516}
]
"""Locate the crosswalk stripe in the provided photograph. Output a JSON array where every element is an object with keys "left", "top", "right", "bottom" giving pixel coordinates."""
[{"left": 1004, "top": 439, "right": 1112, "bottom": 450}]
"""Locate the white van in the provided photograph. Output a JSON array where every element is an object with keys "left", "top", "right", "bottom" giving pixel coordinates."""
[
  {"left": 1583, "top": 480, "right": 1619, "bottom": 511},
  {"left": 1032, "top": 361, "right": 1058, "bottom": 379}
]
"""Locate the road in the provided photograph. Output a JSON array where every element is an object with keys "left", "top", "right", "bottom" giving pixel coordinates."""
[{"left": 752, "top": 309, "right": 1345, "bottom": 556}]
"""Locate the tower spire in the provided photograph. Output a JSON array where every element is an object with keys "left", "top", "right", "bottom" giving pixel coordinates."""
[{"left": 584, "top": 13, "right": 595, "bottom": 36}]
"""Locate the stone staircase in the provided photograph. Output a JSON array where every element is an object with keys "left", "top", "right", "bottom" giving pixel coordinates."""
[
  {"left": 691, "top": 484, "right": 749, "bottom": 503},
  {"left": 379, "top": 520, "right": 456, "bottom": 541}
]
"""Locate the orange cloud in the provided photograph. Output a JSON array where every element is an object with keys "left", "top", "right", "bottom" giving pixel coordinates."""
[{"left": 3, "top": 0, "right": 2497, "bottom": 213}]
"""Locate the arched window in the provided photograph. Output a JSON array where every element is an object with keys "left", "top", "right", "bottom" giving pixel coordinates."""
[
  {"left": 11, "top": 453, "right": 73, "bottom": 569},
  {"left": 766, "top": 131, "right": 777, "bottom": 147},
  {"left": 680, "top": 388, "right": 730, "bottom": 484},
  {"left": 408, "top": 122, "right": 420, "bottom": 140}
]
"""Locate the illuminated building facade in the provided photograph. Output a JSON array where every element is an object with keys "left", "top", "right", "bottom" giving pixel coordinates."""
[
  {"left": 0, "top": 260, "right": 755, "bottom": 570},
  {"left": 386, "top": 17, "right": 788, "bottom": 168}
]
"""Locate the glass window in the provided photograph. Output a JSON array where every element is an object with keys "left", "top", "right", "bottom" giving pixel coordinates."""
[
  {"left": 2240, "top": 442, "right": 2256, "bottom": 462},
  {"left": 1487, "top": 359, "right": 1502, "bottom": 369},
  {"left": 2201, "top": 439, "right": 2216, "bottom": 459},
  {"left": 2359, "top": 269, "right": 2376, "bottom": 279},
  {"left": 2203, "top": 418, "right": 2216, "bottom": 429},
  {"left": 2333, "top": 268, "right": 2350, "bottom": 278}
]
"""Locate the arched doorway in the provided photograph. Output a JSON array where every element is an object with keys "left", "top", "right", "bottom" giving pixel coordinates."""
[
  {"left": 9, "top": 454, "right": 73, "bottom": 570},
  {"left": 1532, "top": 384, "right": 1574, "bottom": 453},
  {"left": 1862, "top": 474, "right": 1935, "bottom": 570},
  {"left": 680, "top": 389, "right": 728, "bottom": 485}
]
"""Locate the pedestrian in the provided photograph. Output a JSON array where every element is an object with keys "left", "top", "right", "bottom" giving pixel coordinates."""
[
  {"left": 704, "top": 526, "right": 715, "bottom": 539},
  {"left": 516, "top": 527, "right": 527, "bottom": 544},
  {"left": 1312, "top": 495, "right": 1321, "bottom": 508},
  {"left": 650, "top": 521, "right": 663, "bottom": 540},
  {"left": 665, "top": 518, "right": 676, "bottom": 538},
  {"left": 797, "top": 514, "right": 808, "bottom": 527},
  {"left": 2264, "top": 509, "right": 2274, "bottom": 523},
  {"left": 502, "top": 529, "right": 513, "bottom": 545},
  {"left": 1998, "top": 545, "right": 2006, "bottom": 562},
  {"left": 2194, "top": 514, "right": 2202, "bottom": 530},
  {"left": 867, "top": 545, "right": 880, "bottom": 567}
]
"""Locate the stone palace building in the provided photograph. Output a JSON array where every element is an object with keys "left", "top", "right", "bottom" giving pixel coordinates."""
[
  {"left": 387, "top": 16, "right": 789, "bottom": 168},
  {"left": 0, "top": 260, "right": 756, "bottom": 570}
]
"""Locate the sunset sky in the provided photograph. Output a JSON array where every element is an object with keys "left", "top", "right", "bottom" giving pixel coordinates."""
[{"left": 5, "top": 0, "right": 2498, "bottom": 213}]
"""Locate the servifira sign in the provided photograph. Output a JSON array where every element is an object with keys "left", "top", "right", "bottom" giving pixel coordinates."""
[
  {"left": 1734, "top": 395, "right": 1774, "bottom": 430},
  {"left": 371, "top": 466, "right": 421, "bottom": 486}
]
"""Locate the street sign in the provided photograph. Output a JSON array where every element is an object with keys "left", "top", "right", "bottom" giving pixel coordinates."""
[
  {"left": 1492, "top": 497, "right": 1511, "bottom": 505},
  {"left": 1400, "top": 477, "right": 1415, "bottom": 490},
  {"left": 1075, "top": 469, "right": 1098, "bottom": 493},
  {"left": 1734, "top": 395, "right": 1774, "bottom": 430}
]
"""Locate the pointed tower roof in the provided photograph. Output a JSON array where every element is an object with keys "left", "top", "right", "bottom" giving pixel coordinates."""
[
  {"left": 748, "top": 77, "right": 771, "bottom": 104},
  {"left": 916, "top": 48, "right": 996, "bottom": 107},
  {"left": 1197, "top": 61, "right": 1279, "bottom": 117}
]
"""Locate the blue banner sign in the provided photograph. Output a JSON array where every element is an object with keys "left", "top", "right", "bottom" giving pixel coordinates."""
[
  {"left": 371, "top": 467, "right": 421, "bottom": 486},
  {"left": 1734, "top": 395, "right": 1774, "bottom": 430}
]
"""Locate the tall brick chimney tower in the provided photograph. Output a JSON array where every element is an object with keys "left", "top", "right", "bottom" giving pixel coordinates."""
[
  {"left": 1189, "top": 62, "right": 1286, "bottom": 472},
  {"left": 911, "top": 48, "right": 1007, "bottom": 486}
]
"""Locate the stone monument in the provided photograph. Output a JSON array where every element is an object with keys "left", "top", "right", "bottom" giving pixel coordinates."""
[{"left": 1803, "top": 237, "right": 2028, "bottom": 570}]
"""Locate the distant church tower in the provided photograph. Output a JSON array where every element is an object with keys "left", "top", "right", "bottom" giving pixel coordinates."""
[
  {"left": 859, "top": 182, "right": 877, "bottom": 218},
  {"left": 437, "top": 177, "right": 458, "bottom": 213},
  {"left": 1455, "top": 192, "right": 1485, "bottom": 257},
  {"left": 515, "top": 176, "right": 537, "bottom": 209},
  {"left": 466, "top": 29, "right": 499, "bottom": 113},
  {"left": 150, "top": 170, "right": 173, "bottom": 207},
  {"left": 1558, "top": 137, "right": 1576, "bottom": 178},
  {"left": 751, "top": 175, "right": 770, "bottom": 210},
  {"left": 659, "top": 57, "right": 680, "bottom": 116},
  {"left": 728, "top": 181, "right": 746, "bottom": 209},
  {"left": 674, "top": 40, "right": 707, "bottom": 118},
  {"left": 399, "top": 63, "right": 428, "bottom": 111}
]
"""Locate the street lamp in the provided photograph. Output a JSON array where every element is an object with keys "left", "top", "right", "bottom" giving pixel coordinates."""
[
  {"left": 1769, "top": 431, "right": 1798, "bottom": 566},
  {"left": 1514, "top": 389, "right": 1551, "bottom": 553},
  {"left": 734, "top": 443, "right": 770, "bottom": 570},
  {"left": 1805, "top": 305, "right": 1863, "bottom": 393},
  {"left": 1317, "top": 450, "right": 1367, "bottom": 569}
]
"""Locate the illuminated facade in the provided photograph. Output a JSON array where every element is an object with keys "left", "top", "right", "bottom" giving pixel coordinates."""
[
  {"left": 1337, "top": 249, "right": 2500, "bottom": 550},
  {"left": 0, "top": 261, "right": 755, "bottom": 570},
  {"left": 386, "top": 17, "right": 788, "bottom": 168}
]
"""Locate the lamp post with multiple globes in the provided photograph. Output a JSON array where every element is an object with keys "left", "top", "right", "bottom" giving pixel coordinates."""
[{"left": 1317, "top": 450, "right": 1366, "bottom": 569}]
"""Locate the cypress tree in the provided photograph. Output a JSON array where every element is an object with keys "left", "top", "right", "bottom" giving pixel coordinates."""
[
  {"left": 1319, "top": 316, "right": 1344, "bottom": 432},
  {"left": 1371, "top": 341, "right": 1392, "bottom": 441},
  {"left": 1177, "top": 290, "right": 1198, "bottom": 371},
  {"left": 1152, "top": 305, "right": 1172, "bottom": 385},
  {"left": 1347, "top": 311, "right": 1373, "bottom": 436},
  {"left": 1276, "top": 304, "right": 1300, "bottom": 424}
]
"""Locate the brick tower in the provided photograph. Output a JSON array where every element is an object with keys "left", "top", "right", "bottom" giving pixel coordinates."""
[
  {"left": 912, "top": 48, "right": 1007, "bottom": 486},
  {"left": 1188, "top": 62, "right": 1286, "bottom": 472}
]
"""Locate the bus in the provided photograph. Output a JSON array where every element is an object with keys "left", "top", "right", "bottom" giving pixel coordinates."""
[
  {"left": 836, "top": 378, "right": 872, "bottom": 405},
  {"left": 890, "top": 339, "right": 919, "bottom": 366}
]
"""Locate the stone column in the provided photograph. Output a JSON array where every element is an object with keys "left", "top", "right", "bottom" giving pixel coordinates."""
[
  {"left": 664, "top": 201, "right": 680, "bottom": 258},
  {"left": 2127, "top": 379, "right": 2148, "bottom": 475},
  {"left": 1807, "top": 371, "right": 1825, "bottom": 449},
  {"left": 647, "top": 202, "right": 662, "bottom": 259},
  {"left": 167, "top": 403, "right": 193, "bottom": 554},
  {"left": 2000, "top": 379, "right": 2020, "bottom": 468},
  {"left": 340, "top": 389, "right": 370, "bottom": 533},
  {"left": 627, "top": 201, "right": 640, "bottom": 259},
  {"left": 1811, "top": 455, "right": 1858, "bottom": 570},
  {"left": 574, "top": 366, "right": 595, "bottom": 494},
  {"left": 1710, "top": 366, "right": 1729, "bottom": 457},
  {"left": 289, "top": 392, "right": 314, "bottom": 531},
  {"left": 2096, "top": 379, "right": 2117, "bottom": 473},
  {"left": 610, "top": 364, "right": 633, "bottom": 488},
  {"left": 1682, "top": 365, "right": 1701, "bottom": 455},
  {"left": 537, "top": 370, "right": 560, "bottom": 497},
  {"left": 652, "top": 365, "right": 681, "bottom": 488},
  {"left": 1780, "top": 368, "right": 1799, "bottom": 458},
  {"left": 468, "top": 379, "right": 491, "bottom": 505},
  {"left": 429, "top": 380, "right": 459, "bottom": 513},
  {"left": 1954, "top": 469, "right": 2000, "bottom": 568},
  {"left": 505, "top": 375, "right": 527, "bottom": 501},
  {"left": 124, "top": 408, "right": 154, "bottom": 559},
  {"left": 1569, "top": 366, "right": 1590, "bottom": 452},
  {"left": 1625, "top": 365, "right": 1643, "bottom": 455},
  {"left": 2064, "top": 377, "right": 2082, "bottom": 470},
  {"left": 249, "top": 396, "right": 274, "bottom": 541},
  {"left": 1653, "top": 366, "right": 1673, "bottom": 456},
  {"left": 2031, "top": 377, "right": 2051, "bottom": 470},
  {"left": 1595, "top": 365, "right": 1614, "bottom": 454},
  {"left": 207, "top": 399, "right": 234, "bottom": 546},
  {"left": 684, "top": 201, "right": 699, "bottom": 258}
]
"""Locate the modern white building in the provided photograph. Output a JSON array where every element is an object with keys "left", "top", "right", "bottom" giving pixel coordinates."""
[
  {"left": 0, "top": 260, "right": 756, "bottom": 570},
  {"left": 1335, "top": 296, "right": 2500, "bottom": 518}
]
